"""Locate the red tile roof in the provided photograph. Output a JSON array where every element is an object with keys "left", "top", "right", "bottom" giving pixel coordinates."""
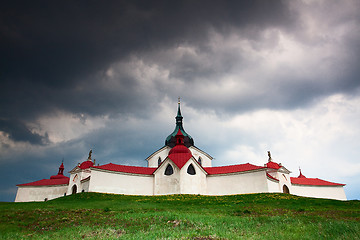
[
  {"left": 266, "top": 161, "right": 281, "bottom": 169},
  {"left": 204, "top": 163, "right": 265, "bottom": 175},
  {"left": 79, "top": 160, "right": 94, "bottom": 169},
  {"left": 17, "top": 177, "right": 69, "bottom": 187},
  {"left": 167, "top": 129, "right": 193, "bottom": 169},
  {"left": 92, "top": 163, "right": 156, "bottom": 175},
  {"left": 290, "top": 177, "right": 345, "bottom": 186}
]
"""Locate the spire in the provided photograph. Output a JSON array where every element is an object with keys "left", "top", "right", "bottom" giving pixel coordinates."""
[
  {"left": 176, "top": 97, "right": 183, "bottom": 127},
  {"left": 58, "top": 162, "right": 64, "bottom": 175},
  {"left": 165, "top": 98, "right": 194, "bottom": 148}
]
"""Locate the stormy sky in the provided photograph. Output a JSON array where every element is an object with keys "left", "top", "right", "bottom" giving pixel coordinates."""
[{"left": 1, "top": 0, "right": 360, "bottom": 201}]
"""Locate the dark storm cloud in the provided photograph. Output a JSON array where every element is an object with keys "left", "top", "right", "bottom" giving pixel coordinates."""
[
  {"left": 0, "top": 119, "right": 49, "bottom": 145},
  {"left": 0, "top": 0, "right": 292, "bottom": 142}
]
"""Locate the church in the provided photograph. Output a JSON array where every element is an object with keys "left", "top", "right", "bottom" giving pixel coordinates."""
[{"left": 15, "top": 101, "right": 347, "bottom": 202}]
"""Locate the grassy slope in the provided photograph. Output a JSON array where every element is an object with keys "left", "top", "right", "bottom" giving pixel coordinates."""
[{"left": 0, "top": 193, "right": 359, "bottom": 239}]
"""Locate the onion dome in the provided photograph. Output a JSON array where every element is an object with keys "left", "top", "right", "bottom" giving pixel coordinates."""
[
  {"left": 167, "top": 129, "right": 193, "bottom": 169},
  {"left": 50, "top": 162, "right": 68, "bottom": 179},
  {"left": 165, "top": 99, "right": 194, "bottom": 148}
]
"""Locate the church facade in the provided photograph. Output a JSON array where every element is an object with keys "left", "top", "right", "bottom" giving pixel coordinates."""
[{"left": 15, "top": 102, "right": 347, "bottom": 202}]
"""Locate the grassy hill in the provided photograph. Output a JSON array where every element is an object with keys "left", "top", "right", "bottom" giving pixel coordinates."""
[{"left": 1, "top": 193, "right": 359, "bottom": 239}]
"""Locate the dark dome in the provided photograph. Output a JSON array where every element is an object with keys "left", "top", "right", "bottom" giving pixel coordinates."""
[{"left": 165, "top": 101, "right": 194, "bottom": 148}]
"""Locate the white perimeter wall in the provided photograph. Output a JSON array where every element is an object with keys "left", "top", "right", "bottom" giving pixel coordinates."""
[
  {"left": 291, "top": 184, "right": 347, "bottom": 200},
  {"left": 89, "top": 169, "right": 154, "bottom": 195},
  {"left": 206, "top": 170, "right": 268, "bottom": 195},
  {"left": 15, "top": 185, "right": 68, "bottom": 202},
  {"left": 267, "top": 179, "right": 281, "bottom": 192}
]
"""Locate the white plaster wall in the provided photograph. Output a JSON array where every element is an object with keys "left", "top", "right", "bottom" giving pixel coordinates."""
[
  {"left": 147, "top": 147, "right": 171, "bottom": 167},
  {"left": 88, "top": 169, "right": 154, "bottom": 195},
  {"left": 154, "top": 160, "right": 180, "bottom": 195},
  {"left": 206, "top": 170, "right": 268, "bottom": 195},
  {"left": 179, "top": 159, "right": 207, "bottom": 194},
  {"left": 276, "top": 172, "right": 292, "bottom": 194},
  {"left": 291, "top": 184, "right": 347, "bottom": 200},
  {"left": 15, "top": 185, "right": 68, "bottom": 202},
  {"left": 67, "top": 169, "right": 92, "bottom": 195},
  {"left": 267, "top": 179, "right": 280, "bottom": 192},
  {"left": 81, "top": 180, "right": 90, "bottom": 192},
  {"left": 189, "top": 146, "right": 212, "bottom": 167}
]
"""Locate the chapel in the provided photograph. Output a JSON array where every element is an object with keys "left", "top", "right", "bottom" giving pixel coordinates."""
[{"left": 15, "top": 100, "right": 347, "bottom": 202}]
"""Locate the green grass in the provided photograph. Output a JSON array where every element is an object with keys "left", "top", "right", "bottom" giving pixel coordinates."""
[{"left": 1, "top": 193, "right": 359, "bottom": 239}]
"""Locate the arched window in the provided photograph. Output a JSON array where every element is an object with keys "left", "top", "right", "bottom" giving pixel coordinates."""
[
  {"left": 198, "top": 157, "right": 202, "bottom": 166},
  {"left": 72, "top": 185, "right": 77, "bottom": 194},
  {"left": 165, "top": 164, "right": 174, "bottom": 175},
  {"left": 158, "top": 157, "right": 162, "bottom": 166},
  {"left": 187, "top": 164, "right": 196, "bottom": 175},
  {"left": 283, "top": 185, "right": 290, "bottom": 194}
]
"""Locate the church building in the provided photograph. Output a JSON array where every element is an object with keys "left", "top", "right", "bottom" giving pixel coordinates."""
[{"left": 15, "top": 101, "right": 347, "bottom": 202}]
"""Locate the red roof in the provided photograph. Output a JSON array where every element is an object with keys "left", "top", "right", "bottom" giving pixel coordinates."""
[
  {"left": 17, "top": 177, "right": 69, "bottom": 186},
  {"left": 290, "top": 177, "right": 345, "bottom": 186},
  {"left": 93, "top": 163, "right": 156, "bottom": 175},
  {"left": 50, "top": 174, "right": 68, "bottom": 179},
  {"left": 79, "top": 160, "right": 94, "bottom": 169},
  {"left": 167, "top": 129, "right": 193, "bottom": 169},
  {"left": 266, "top": 161, "right": 281, "bottom": 169},
  {"left": 204, "top": 163, "right": 265, "bottom": 175}
]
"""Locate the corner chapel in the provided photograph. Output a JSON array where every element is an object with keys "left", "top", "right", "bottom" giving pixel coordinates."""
[{"left": 15, "top": 100, "right": 347, "bottom": 202}]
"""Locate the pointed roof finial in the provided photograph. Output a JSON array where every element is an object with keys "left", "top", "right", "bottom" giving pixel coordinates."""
[
  {"left": 88, "top": 149, "right": 92, "bottom": 161},
  {"left": 267, "top": 151, "right": 272, "bottom": 162},
  {"left": 298, "top": 167, "right": 306, "bottom": 178},
  {"left": 178, "top": 96, "right": 181, "bottom": 105}
]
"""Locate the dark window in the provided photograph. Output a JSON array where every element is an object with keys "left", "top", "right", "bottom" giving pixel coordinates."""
[
  {"left": 198, "top": 157, "right": 202, "bottom": 165},
  {"left": 165, "top": 164, "right": 174, "bottom": 175},
  {"left": 187, "top": 164, "right": 196, "bottom": 175},
  {"left": 158, "top": 157, "right": 162, "bottom": 166}
]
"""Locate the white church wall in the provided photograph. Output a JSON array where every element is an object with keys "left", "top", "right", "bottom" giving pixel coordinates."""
[
  {"left": 81, "top": 179, "right": 90, "bottom": 192},
  {"left": 276, "top": 172, "right": 292, "bottom": 194},
  {"left": 189, "top": 146, "right": 212, "bottom": 167},
  {"left": 206, "top": 170, "right": 268, "bottom": 195},
  {"left": 67, "top": 169, "right": 91, "bottom": 195},
  {"left": 291, "top": 184, "right": 347, "bottom": 200},
  {"left": 179, "top": 159, "right": 207, "bottom": 194},
  {"left": 88, "top": 169, "right": 153, "bottom": 195},
  {"left": 154, "top": 160, "right": 180, "bottom": 195},
  {"left": 15, "top": 185, "right": 68, "bottom": 202},
  {"left": 147, "top": 146, "right": 171, "bottom": 168},
  {"left": 267, "top": 179, "right": 281, "bottom": 192}
]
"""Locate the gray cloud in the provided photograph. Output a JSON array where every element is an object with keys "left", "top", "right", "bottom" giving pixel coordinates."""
[{"left": 1, "top": 0, "right": 360, "bottom": 201}]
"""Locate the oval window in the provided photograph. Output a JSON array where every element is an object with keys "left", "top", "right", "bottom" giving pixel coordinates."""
[
  {"left": 165, "top": 164, "right": 174, "bottom": 175},
  {"left": 187, "top": 164, "right": 196, "bottom": 175}
]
